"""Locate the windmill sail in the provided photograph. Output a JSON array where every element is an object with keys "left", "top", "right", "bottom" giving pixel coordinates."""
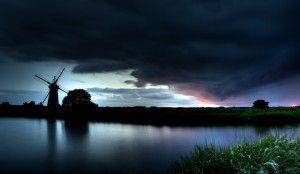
[{"left": 35, "top": 68, "right": 67, "bottom": 107}]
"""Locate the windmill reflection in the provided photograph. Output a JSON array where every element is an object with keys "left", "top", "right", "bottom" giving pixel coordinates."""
[
  {"left": 46, "top": 119, "right": 57, "bottom": 173},
  {"left": 63, "top": 120, "right": 89, "bottom": 143},
  {"left": 62, "top": 120, "right": 89, "bottom": 173},
  {"left": 47, "top": 119, "right": 57, "bottom": 154},
  {"left": 46, "top": 119, "right": 89, "bottom": 173},
  {"left": 47, "top": 119, "right": 89, "bottom": 149}
]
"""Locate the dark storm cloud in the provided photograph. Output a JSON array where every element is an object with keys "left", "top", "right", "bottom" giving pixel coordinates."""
[{"left": 0, "top": 0, "right": 300, "bottom": 101}]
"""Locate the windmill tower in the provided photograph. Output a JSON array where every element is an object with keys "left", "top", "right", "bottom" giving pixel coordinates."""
[{"left": 35, "top": 68, "right": 68, "bottom": 107}]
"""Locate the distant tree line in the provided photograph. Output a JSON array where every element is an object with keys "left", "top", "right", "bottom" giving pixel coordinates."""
[
  {"left": 0, "top": 101, "right": 11, "bottom": 107},
  {"left": 0, "top": 92, "right": 271, "bottom": 110}
]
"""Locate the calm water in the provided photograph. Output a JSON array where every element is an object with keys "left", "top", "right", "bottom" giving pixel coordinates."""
[{"left": 0, "top": 118, "right": 298, "bottom": 174}]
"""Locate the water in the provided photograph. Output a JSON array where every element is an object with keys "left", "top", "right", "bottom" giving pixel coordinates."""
[{"left": 0, "top": 118, "right": 298, "bottom": 174}]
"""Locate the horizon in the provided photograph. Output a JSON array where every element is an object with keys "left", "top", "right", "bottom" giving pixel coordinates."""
[{"left": 2, "top": 100, "right": 299, "bottom": 109}]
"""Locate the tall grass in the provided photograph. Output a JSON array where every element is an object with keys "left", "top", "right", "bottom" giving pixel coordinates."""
[{"left": 171, "top": 135, "right": 300, "bottom": 174}]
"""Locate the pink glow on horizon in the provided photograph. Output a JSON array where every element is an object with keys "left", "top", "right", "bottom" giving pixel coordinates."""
[
  {"left": 289, "top": 102, "right": 298, "bottom": 107},
  {"left": 173, "top": 87, "right": 220, "bottom": 107}
]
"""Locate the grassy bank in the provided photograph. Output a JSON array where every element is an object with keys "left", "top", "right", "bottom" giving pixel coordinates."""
[
  {"left": 1, "top": 106, "right": 300, "bottom": 126},
  {"left": 171, "top": 135, "right": 300, "bottom": 173}
]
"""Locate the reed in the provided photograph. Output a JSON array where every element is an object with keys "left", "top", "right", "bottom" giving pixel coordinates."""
[{"left": 171, "top": 135, "right": 300, "bottom": 173}]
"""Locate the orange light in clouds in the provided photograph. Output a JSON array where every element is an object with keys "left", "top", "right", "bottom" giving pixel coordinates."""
[
  {"left": 195, "top": 97, "right": 219, "bottom": 107},
  {"left": 172, "top": 87, "right": 220, "bottom": 107},
  {"left": 196, "top": 97, "right": 214, "bottom": 104}
]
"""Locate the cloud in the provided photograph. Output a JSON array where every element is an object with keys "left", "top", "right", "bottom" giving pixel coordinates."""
[
  {"left": 88, "top": 88, "right": 174, "bottom": 100},
  {"left": 87, "top": 87, "right": 198, "bottom": 107},
  {"left": 0, "top": 0, "right": 299, "bottom": 102}
]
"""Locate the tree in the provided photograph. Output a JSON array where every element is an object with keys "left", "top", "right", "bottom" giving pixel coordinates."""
[
  {"left": 253, "top": 100, "right": 269, "bottom": 109},
  {"left": 23, "top": 101, "right": 36, "bottom": 106},
  {"left": 62, "top": 89, "right": 97, "bottom": 108},
  {"left": 0, "top": 101, "right": 11, "bottom": 107}
]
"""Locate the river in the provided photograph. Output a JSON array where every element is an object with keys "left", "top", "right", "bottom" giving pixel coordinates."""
[{"left": 0, "top": 118, "right": 298, "bottom": 174}]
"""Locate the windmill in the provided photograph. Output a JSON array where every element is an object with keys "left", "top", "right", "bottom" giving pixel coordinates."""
[{"left": 35, "top": 68, "right": 68, "bottom": 107}]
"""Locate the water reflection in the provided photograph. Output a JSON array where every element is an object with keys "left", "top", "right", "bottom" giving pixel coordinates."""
[
  {"left": 64, "top": 120, "right": 89, "bottom": 143},
  {"left": 46, "top": 119, "right": 91, "bottom": 173},
  {"left": 0, "top": 118, "right": 299, "bottom": 174},
  {"left": 46, "top": 119, "right": 58, "bottom": 173},
  {"left": 47, "top": 119, "right": 56, "bottom": 151},
  {"left": 62, "top": 120, "right": 90, "bottom": 173}
]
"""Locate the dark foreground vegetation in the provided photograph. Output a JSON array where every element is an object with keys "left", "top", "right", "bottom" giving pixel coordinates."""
[
  {"left": 171, "top": 135, "right": 300, "bottom": 173},
  {"left": 1, "top": 104, "right": 300, "bottom": 126}
]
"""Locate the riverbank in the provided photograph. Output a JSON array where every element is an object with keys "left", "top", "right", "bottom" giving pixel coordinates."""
[
  {"left": 171, "top": 135, "right": 300, "bottom": 173},
  {"left": 1, "top": 105, "right": 300, "bottom": 126}
]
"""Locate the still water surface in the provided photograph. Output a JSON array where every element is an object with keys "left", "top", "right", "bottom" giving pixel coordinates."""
[{"left": 0, "top": 118, "right": 298, "bottom": 174}]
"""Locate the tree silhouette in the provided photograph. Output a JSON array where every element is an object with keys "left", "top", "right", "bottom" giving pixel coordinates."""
[
  {"left": 62, "top": 89, "right": 97, "bottom": 108},
  {"left": 23, "top": 101, "right": 36, "bottom": 106},
  {"left": 0, "top": 101, "right": 11, "bottom": 107},
  {"left": 253, "top": 100, "right": 269, "bottom": 109}
]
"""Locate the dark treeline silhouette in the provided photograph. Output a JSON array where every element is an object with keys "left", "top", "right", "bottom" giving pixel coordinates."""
[
  {"left": 1, "top": 95, "right": 299, "bottom": 126},
  {"left": 0, "top": 101, "right": 11, "bottom": 107},
  {"left": 1, "top": 104, "right": 300, "bottom": 126}
]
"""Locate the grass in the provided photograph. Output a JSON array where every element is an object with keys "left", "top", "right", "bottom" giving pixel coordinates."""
[
  {"left": 1, "top": 105, "right": 300, "bottom": 126},
  {"left": 171, "top": 135, "right": 300, "bottom": 174}
]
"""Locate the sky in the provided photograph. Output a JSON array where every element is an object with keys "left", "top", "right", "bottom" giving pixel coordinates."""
[{"left": 0, "top": 0, "right": 299, "bottom": 107}]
